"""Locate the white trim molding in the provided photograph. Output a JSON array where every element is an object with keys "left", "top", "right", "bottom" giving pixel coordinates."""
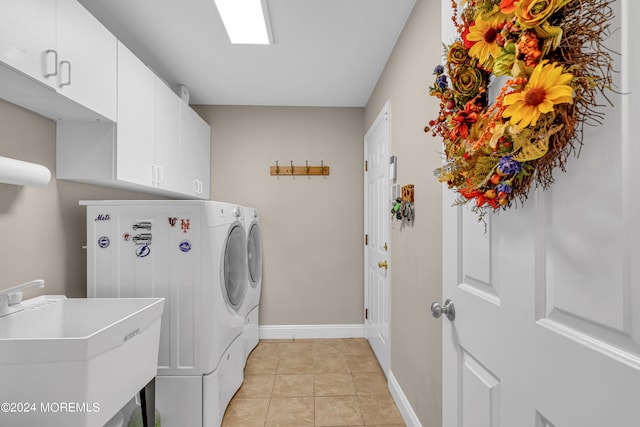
[
  {"left": 259, "top": 324, "right": 365, "bottom": 340},
  {"left": 388, "top": 370, "right": 423, "bottom": 427}
]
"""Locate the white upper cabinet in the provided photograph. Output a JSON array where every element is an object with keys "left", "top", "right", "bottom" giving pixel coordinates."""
[
  {"left": 0, "top": 1, "right": 215, "bottom": 199},
  {"left": 154, "top": 79, "right": 181, "bottom": 192},
  {"left": 56, "top": 0, "right": 117, "bottom": 121},
  {"left": 117, "top": 42, "right": 199, "bottom": 195},
  {"left": 0, "top": 0, "right": 116, "bottom": 121},
  {"left": 179, "top": 102, "right": 211, "bottom": 199},
  {"left": 0, "top": 1, "right": 57, "bottom": 88},
  {"left": 56, "top": 41, "right": 210, "bottom": 200},
  {"left": 116, "top": 41, "right": 156, "bottom": 187}
]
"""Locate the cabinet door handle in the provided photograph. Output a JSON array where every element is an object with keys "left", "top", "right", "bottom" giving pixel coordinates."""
[
  {"left": 157, "top": 165, "right": 163, "bottom": 185},
  {"left": 59, "top": 60, "right": 71, "bottom": 87},
  {"left": 44, "top": 49, "right": 58, "bottom": 78}
]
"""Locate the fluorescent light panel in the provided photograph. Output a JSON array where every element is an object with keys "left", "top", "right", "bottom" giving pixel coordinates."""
[{"left": 214, "top": 0, "right": 271, "bottom": 45}]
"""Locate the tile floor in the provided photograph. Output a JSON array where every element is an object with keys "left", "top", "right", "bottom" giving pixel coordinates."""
[{"left": 222, "top": 338, "right": 405, "bottom": 427}]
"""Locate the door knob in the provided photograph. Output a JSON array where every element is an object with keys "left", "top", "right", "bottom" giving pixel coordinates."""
[
  {"left": 431, "top": 299, "right": 455, "bottom": 321},
  {"left": 378, "top": 261, "right": 388, "bottom": 269}
]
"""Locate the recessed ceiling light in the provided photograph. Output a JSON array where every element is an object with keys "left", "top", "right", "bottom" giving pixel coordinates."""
[{"left": 213, "top": 0, "right": 272, "bottom": 45}]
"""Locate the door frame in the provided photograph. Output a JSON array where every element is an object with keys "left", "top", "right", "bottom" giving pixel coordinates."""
[
  {"left": 441, "top": 184, "right": 461, "bottom": 427},
  {"left": 364, "top": 100, "right": 392, "bottom": 375}
]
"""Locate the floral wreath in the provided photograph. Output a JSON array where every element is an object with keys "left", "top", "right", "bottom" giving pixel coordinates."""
[{"left": 427, "top": 0, "right": 615, "bottom": 219}]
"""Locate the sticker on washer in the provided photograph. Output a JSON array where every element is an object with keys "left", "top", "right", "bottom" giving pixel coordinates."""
[
  {"left": 180, "top": 219, "right": 190, "bottom": 233},
  {"left": 168, "top": 217, "right": 178, "bottom": 227},
  {"left": 132, "top": 233, "right": 152, "bottom": 245},
  {"left": 94, "top": 214, "right": 110, "bottom": 221},
  {"left": 136, "top": 245, "right": 151, "bottom": 258},
  {"left": 98, "top": 236, "right": 110, "bottom": 248},
  {"left": 132, "top": 221, "right": 152, "bottom": 231},
  {"left": 123, "top": 233, "right": 131, "bottom": 242},
  {"left": 179, "top": 240, "right": 192, "bottom": 253}
]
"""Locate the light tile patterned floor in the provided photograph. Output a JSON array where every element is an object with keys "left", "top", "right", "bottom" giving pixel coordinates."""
[{"left": 222, "top": 338, "right": 405, "bottom": 427}]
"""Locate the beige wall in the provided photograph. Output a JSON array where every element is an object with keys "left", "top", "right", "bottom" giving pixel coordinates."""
[
  {"left": 366, "top": 0, "right": 443, "bottom": 425},
  {"left": 195, "top": 106, "right": 365, "bottom": 326},
  {"left": 0, "top": 99, "right": 364, "bottom": 326},
  {"left": 0, "top": 100, "right": 161, "bottom": 298}
]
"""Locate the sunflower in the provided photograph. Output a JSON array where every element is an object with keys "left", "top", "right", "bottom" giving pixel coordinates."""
[
  {"left": 502, "top": 60, "right": 573, "bottom": 129},
  {"left": 465, "top": 17, "right": 503, "bottom": 65}
]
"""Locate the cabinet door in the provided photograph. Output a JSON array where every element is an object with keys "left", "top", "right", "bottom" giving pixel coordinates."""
[
  {"left": 116, "top": 42, "right": 155, "bottom": 187},
  {"left": 179, "top": 102, "right": 211, "bottom": 199},
  {"left": 195, "top": 122, "right": 211, "bottom": 198},
  {"left": 192, "top": 117, "right": 211, "bottom": 199},
  {"left": 155, "top": 78, "right": 181, "bottom": 192},
  {"left": 0, "top": 0, "right": 57, "bottom": 88},
  {"left": 56, "top": 0, "right": 117, "bottom": 121}
]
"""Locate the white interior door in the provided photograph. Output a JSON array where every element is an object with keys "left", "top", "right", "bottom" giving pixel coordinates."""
[
  {"left": 364, "top": 101, "right": 391, "bottom": 375},
  {"left": 440, "top": 1, "right": 640, "bottom": 426}
]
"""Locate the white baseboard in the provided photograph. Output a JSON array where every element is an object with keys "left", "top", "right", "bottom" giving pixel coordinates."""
[
  {"left": 259, "top": 324, "right": 365, "bottom": 340},
  {"left": 388, "top": 370, "right": 423, "bottom": 427}
]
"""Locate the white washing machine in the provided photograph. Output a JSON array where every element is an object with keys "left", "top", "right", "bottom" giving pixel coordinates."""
[
  {"left": 83, "top": 200, "right": 248, "bottom": 427},
  {"left": 239, "top": 206, "right": 263, "bottom": 360}
]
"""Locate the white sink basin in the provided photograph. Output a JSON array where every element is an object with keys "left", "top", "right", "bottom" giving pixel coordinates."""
[{"left": 0, "top": 295, "right": 164, "bottom": 427}]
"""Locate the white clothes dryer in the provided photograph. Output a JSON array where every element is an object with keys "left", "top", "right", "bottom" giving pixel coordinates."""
[
  {"left": 239, "top": 206, "right": 263, "bottom": 360},
  {"left": 83, "top": 200, "right": 249, "bottom": 427}
]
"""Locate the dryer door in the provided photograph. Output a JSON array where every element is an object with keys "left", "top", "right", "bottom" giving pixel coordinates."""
[
  {"left": 247, "top": 222, "right": 263, "bottom": 288},
  {"left": 222, "top": 223, "right": 248, "bottom": 312}
]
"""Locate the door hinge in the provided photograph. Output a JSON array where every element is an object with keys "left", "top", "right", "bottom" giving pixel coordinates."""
[
  {"left": 365, "top": 308, "right": 368, "bottom": 320},
  {"left": 365, "top": 160, "right": 368, "bottom": 172},
  {"left": 365, "top": 234, "right": 368, "bottom": 245}
]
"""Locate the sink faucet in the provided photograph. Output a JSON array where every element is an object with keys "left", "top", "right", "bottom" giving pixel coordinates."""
[{"left": 0, "top": 279, "right": 45, "bottom": 306}]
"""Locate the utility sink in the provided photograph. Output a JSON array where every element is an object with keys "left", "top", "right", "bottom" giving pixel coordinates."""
[{"left": 0, "top": 295, "right": 164, "bottom": 427}]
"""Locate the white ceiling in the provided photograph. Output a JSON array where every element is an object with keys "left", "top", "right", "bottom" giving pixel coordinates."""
[{"left": 78, "top": 0, "right": 416, "bottom": 107}]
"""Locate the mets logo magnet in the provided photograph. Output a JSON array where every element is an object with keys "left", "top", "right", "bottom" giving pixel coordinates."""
[{"left": 98, "top": 236, "right": 110, "bottom": 249}]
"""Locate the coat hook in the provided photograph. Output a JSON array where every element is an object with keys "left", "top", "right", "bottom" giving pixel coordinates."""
[
  {"left": 290, "top": 160, "right": 295, "bottom": 175},
  {"left": 275, "top": 160, "right": 280, "bottom": 175},
  {"left": 305, "top": 160, "right": 310, "bottom": 174}
]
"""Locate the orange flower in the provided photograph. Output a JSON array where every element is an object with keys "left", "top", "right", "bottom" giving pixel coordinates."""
[
  {"left": 515, "top": 0, "right": 571, "bottom": 28},
  {"left": 461, "top": 26, "right": 474, "bottom": 49},
  {"left": 459, "top": 179, "right": 483, "bottom": 200},
  {"left": 517, "top": 31, "right": 542, "bottom": 66},
  {"left": 500, "top": 0, "right": 519, "bottom": 14},
  {"left": 450, "top": 102, "right": 479, "bottom": 141}
]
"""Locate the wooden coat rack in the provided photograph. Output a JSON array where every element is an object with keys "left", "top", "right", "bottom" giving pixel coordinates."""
[{"left": 270, "top": 160, "right": 330, "bottom": 176}]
